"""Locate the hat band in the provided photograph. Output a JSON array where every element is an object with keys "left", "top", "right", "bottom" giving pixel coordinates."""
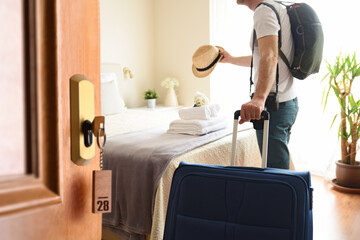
[{"left": 196, "top": 51, "right": 221, "bottom": 72}]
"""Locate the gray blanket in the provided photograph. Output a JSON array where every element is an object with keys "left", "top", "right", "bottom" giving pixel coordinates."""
[{"left": 102, "top": 126, "right": 231, "bottom": 239}]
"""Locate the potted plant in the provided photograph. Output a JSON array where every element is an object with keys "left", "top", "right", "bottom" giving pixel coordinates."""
[
  {"left": 322, "top": 52, "right": 360, "bottom": 189},
  {"left": 144, "top": 88, "right": 159, "bottom": 109}
]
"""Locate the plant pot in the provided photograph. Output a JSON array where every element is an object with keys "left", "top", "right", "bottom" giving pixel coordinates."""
[
  {"left": 147, "top": 99, "right": 156, "bottom": 109},
  {"left": 335, "top": 160, "right": 360, "bottom": 188}
]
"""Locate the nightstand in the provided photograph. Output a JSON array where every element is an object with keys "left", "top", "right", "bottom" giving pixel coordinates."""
[{"left": 135, "top": 104, "right": 183, "bottom": 112}]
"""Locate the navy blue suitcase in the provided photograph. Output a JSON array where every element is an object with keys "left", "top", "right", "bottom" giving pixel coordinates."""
[{"left": 164, "top": 111, "right": 313, "bottom": 240}]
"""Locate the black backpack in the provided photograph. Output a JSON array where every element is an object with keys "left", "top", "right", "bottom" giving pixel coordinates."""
[{"left": 259, "top": 1, "right": 324, "bottom": 80}]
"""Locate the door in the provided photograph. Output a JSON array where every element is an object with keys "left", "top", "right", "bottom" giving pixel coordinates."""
[{"left": 0, "top": 0, "right": 101, "bottom": 239}]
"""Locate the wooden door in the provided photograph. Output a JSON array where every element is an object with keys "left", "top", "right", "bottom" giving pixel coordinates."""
[{"left": 0, "top": 0, "right": 101, "bottom": 239}]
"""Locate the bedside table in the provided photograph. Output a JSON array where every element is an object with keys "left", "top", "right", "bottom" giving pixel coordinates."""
[{"left": 135, "top": 104, "right": 183, "bottom": 112}]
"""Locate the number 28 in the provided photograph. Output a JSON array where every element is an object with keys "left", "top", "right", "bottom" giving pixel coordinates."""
[{"left": 97, "top": 200, "right": 109, "bottom": 211}]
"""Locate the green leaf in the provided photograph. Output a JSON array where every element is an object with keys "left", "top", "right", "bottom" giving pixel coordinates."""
[
  {"left": 354, "top": 66, "right": 360, "bottom": 78},
  {"left": 348, "top": 116, "right": 353, "bottom": 134},
  {"left": 352, "top": 52, "right": 357, "bottom": 66},
  {"left": 346, "top": 55, "right": 351, "bottom": 69},
  {"left": 349, "top": 95, "right": 356, "bottom": 109},
  {"left": 321, "top": 88, "right": 326, "bottom": 106},
  {"left": 331, "top": 85, "right": 340, "bottom": 98},
  {"left": 330, "top": 114, "right": 338, "bottom": 129},
  {"left": 322, "top": 86, "right": 331, "bottom": 111},
  {"left": 321, "top": 72, "right": 330, "bottom": 82},
  {"left": 338, "top": 122, "right": 350, "bottom": 141},
  {"left": 337, "top": 97, "right": 346, "bottom": 113},
  {"left": 339, "top": 123, "right": 348, "bottom": 140},
  {"left": 338, "top": 62, "right": 345, "bottom": 76},
  {"left": 340, "top": 131, "right": 348, "bottom": 139}
]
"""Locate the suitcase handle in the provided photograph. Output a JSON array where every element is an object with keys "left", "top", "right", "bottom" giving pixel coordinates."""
[
  {"left": 231, "top": 110, "right": 269, "bottom": 167},
  {"left": 233, "top": 110, "right": 269, "bottom": 120}
]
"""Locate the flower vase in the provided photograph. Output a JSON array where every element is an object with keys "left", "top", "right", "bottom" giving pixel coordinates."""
[{"left": 164, "top": 87, "right": 178, "bottom": 107}]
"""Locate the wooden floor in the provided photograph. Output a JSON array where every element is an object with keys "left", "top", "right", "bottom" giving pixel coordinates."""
[
  {"left": 312, "top": 175, "right": 360, "bottom": 240},
  {"left": 103, "top": 175, "right": 360, "bottom": 240}
]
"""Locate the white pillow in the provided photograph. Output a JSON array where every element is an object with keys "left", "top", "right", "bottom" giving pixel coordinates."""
[
  {"left": 101, "top": 73, "right": 126, "bottom": 115},
  {"left": 101, "top": 72, "right": 117, "bottom": 83}
]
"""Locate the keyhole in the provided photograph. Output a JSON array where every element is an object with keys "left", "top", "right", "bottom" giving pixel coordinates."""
[{"left": 82, "top": 120, "right": 93, "bottom": 147}]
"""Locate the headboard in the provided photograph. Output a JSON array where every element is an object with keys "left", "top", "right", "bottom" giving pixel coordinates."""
[{"left": 101, "top": 62, "right": 137, "bottom": 107}]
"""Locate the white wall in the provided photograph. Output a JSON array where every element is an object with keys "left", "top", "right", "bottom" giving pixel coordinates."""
[{"left": 100, "top": 0, "right": 210, "bottom": 107}]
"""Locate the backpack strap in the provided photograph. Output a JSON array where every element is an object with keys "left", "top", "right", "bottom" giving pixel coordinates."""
[
  {"left": 260, "top": 2, "right": 282, "bottom": 49},
  {"left": 276, "top": 1, "right": 296, "bottom": 7},
  {"left": 265, "top": 1, "right": 292, "bottom": 69},
  {"left": 249, "top": 30, "right": 256, "bottom": 94},
  {"left": 279, "top": 49, "right": 291, "bottom": 68}
]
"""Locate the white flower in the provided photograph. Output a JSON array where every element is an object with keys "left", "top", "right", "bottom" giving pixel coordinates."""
[
  {"left": 194, "top": 91, "right": 209, "bottom": 106},
  {"left": 161, "top": 77, "right": 179, "bottom": 89}
]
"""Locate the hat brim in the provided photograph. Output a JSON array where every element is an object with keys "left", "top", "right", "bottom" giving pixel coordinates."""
[{"left": 192, "top": 46, "right": 225, "bottom": 78}]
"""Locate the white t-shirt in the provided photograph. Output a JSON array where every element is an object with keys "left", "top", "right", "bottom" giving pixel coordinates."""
[{"left": 251, "top": 0, "right": 296, "bottom": 103}]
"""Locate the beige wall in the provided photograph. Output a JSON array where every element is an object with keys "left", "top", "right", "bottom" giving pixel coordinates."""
[
  {"left": 100, "top": 0, "right": 155, "bottom": 107},
  {"left": 100, "top": 0, "right": 210, "bottom": 107},
  {"left": 154, "top": 0, "right": 210, "bottom": 107}
]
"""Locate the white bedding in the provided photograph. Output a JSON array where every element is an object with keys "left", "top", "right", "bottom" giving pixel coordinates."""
[
  {"left": 103, "top": 108, "right": 261, "bottom": 240},
  {"left": 105, "top": 108, "right": 180, "bottom": 137}
]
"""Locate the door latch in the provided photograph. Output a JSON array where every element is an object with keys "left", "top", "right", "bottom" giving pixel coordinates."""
[
  {"left": 70, "top": 74, "right": 106, "bottom": 166},
  {"left": 82, "top": 120, "right": 93, "bottom": 147}
]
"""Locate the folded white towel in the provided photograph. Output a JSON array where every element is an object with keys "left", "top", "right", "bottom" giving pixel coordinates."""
[
  {"left": 167, "top": 116, "right": 228, "bottom": 135},
  {"left": 178, "top": 106, "right": 211, "bottom": 120},
  {"left": 209, "top": 104, "right": 220, "bottom": 117},
  {"left": 178, "top": 104, "right": 220, "bottom": 120}
]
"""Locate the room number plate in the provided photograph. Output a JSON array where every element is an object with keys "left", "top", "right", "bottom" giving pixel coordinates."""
[{"left": 92, "top": 170, "right": 112, "bottom": 213}]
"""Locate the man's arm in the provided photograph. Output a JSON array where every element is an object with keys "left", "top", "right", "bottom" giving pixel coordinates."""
[
  {"left": 239, "top": 35, "right": 278, "bottom": 124},
  {"left": 220, "top": 51, "right": 252, "bottom": 67}
]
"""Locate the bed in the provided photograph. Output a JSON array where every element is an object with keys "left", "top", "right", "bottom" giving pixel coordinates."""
[{"left": 100, "top": 66, "right": 262, "bottom": 240}]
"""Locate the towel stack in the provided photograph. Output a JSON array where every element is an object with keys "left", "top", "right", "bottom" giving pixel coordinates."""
[
  {"left": 168, "top": 104, "right": 228, "bottom": 135},
  {"left": 178, "top": 104, "right": 220, "bottom": 120}
]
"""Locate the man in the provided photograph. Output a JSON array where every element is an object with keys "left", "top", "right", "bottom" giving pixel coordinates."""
[{"left": 220, "top": 0, "right": 298, "bottom": 169}]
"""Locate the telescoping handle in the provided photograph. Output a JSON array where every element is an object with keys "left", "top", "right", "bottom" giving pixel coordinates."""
[{"left": 230, "top": 110, "right": 270, "bottom": 168}]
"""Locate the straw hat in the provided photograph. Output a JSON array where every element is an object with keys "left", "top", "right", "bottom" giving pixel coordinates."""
[{"left": 192, "top": 45, "right": 224, "bottom": 78}]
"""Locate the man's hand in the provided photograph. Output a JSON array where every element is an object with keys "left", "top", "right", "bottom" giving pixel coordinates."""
[
  {"left": 219, "top": 50, "right": 234, "bottom": 64},
  {"left": 219, "top": 50, "right": 252, "bottom": 67},
  {"left": 239, "top": 98, "right": 265, "bottom": 124}
]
